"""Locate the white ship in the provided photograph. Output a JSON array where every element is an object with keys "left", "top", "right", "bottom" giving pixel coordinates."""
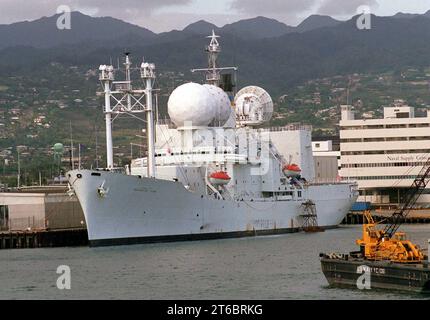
[{"left": 68, "top": 32, "right": 358, "bottom": 247}]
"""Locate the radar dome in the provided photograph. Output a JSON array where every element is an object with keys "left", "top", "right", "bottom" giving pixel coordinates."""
[
  {"left": 203, "top": 84, "right": 232, "bottom": 126},
  {"left": 234, "top": 86, "right": 273, "bottom": 126},
  {"left": 168, "top": 83, "right": 216, "bottom": 127}
]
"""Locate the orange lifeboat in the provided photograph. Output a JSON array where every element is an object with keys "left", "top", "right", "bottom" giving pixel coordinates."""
[
  {"left": 283, "top": 164, "right": 301, "bottom": 177},
  {"left": 209, "top": 171, "right": 231, "bottom": 186}
]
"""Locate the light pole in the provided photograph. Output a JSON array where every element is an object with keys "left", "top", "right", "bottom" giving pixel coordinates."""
[{"left": 17, "top": 148, "right": 20, "bottom": 188}]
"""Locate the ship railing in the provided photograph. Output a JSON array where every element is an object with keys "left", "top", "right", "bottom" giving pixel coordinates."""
[
  {"left": 308, "top": 180, "right": 357, "bottom": 186},
  {"left": 157, "top": 119, "right": 176, "bottom": 128},
  {"left": 261, "top": 124, "right": 313, "bottom": 132},
  {"left": 113, "top": 81, "right": 132, "bottom": 91},
  {"left": 94, "top": 167, "right": 126, "bottom": 174},
  {"left": 156, "top": 119, "right": 313, "bottom": 132},
  {"left": 146, "top": 153, "right": 248, "bottom": 166}
]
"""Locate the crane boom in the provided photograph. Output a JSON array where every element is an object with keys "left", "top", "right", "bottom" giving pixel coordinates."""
[{"left": 382, "top": 158, "right": 430, "bottom": 239}]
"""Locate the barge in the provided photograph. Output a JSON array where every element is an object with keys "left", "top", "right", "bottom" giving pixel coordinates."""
[{"left": 320, "top": 251, "right": 430, "bottom": 293}]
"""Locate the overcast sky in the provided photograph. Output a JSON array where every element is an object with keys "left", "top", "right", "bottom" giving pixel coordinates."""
[{"left": 1, "top": 0, "right": 430, "bottom": 32}]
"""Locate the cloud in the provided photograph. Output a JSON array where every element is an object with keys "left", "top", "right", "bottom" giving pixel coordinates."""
[
  {"left": 133, "top": 13, "right": 244, "bottom": 33},
  {"left": 317, "top": 0, "right": 379, "bottom": 16},
  {"left": 228, "top": 0, "right": 382, "bottom": 25},
  {"left": 229, "top": 0, "right": 320, "bottom": 25},
  {"left": 0, "top": 0, "right": 191, "bottom": 24},
  {"left": 230, "top": 0, "right": 381, "bottom": 16},
  {"left": 230, "top": 0, "right": 317, "bottom": 15}
]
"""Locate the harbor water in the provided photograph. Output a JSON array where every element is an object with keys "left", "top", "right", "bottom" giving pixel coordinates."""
[{"left": 1, "top": 225, "right": 430, "bottom": 300}]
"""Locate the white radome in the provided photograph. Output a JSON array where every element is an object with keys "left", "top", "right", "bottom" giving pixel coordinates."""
[
  {"left": 203, "top": 84, "right": 232, "bottom": 126},
  {"left": 168, "top": 82, "right": 216, "bottom": 127}
]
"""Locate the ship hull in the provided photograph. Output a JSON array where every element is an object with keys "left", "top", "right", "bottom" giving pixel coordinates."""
[
  {"left": 68, "top": 170, "right": 357, "bottom": 247},
  {"left": 321, "top": 257, "right": 430, "bottom": 293}
]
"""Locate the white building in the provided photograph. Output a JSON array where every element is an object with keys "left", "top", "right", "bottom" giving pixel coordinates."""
[
  {"left": 339, "top": 104, "right": 430, "bottom": 205},
  {"left": 312, "top": 140, "right": 341, "bottom": 183},
  {"left": 0, "top": 186, "right": 85, "bottom": 231}
]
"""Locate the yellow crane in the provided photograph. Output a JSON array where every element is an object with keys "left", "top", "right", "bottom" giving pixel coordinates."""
[
  {"left": 356, "top": 210, "right": 424, "bottom": 263},
  {"left": 356, "top": 159, "right": 430, "bottom": 264}
]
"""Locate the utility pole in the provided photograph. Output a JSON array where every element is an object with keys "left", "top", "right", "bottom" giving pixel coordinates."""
[
  {"left": 95, "top": 125, "right": 99, "bottom": 169},
  {"left": 78, "top": 144, "right": 81, "bottom": 170},
  {"left": 70, "top": 121, "right": 75, "bottom": 170},
  {"left": 17, "top": 149, "right": 20, "bottom": 188}
]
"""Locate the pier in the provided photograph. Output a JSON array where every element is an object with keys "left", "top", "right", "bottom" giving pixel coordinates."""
[
  {"left": 0, "top": 228, "right": 88, "bottom": 249},
  {"left": 342, "top": 209, "right": 430, "bottom": 225},
  {"left": 0, "top": 186, "right": 88, "bottom": 249}
]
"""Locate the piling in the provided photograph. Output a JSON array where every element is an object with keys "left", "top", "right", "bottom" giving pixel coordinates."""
[{"left": 0, "top": 229, "right": 88, "bottom": 250}]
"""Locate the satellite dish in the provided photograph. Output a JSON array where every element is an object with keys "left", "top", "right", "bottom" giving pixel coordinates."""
[{"left": 234, "top": 86, "right": 273, "bottom": 126}]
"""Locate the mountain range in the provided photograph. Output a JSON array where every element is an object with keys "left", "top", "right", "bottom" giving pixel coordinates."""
[
  {"left": 0, "top": 12, "right": 344, "bottom": 49},
  {"left": 2, "top": 10, "right": 430, "bottom": 95}
]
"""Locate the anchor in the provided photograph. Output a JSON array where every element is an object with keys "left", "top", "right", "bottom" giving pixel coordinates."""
[
  {"left": 66, "top": 183, "right": 75, "bottom": 197},
  {"left": 97, "top": 181, "right": 109, "bottom": 198}
]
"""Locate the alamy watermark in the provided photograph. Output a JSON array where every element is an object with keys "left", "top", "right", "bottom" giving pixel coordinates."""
[
  {"left": 56, "top": 265, "right": 71, "bottom": 290},
  {"left": 356, "top": 265, "right": 371, "bottom": 290},
  {"left": 356, "top": 5, "right": 372, "bottom": 30},
  {"left": 180, "top": 121, "right": 272, "bottom": 176},
  {"left": 56, "top": 5, "right": 72, "bottom": 30}
]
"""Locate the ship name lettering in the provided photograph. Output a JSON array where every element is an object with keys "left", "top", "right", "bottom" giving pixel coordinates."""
[
  {"left": 133, "top": 187, "right": 156, "bottom": 193},
  {"left": 361, "top": 266, "right": 385, "bottom": 274}
]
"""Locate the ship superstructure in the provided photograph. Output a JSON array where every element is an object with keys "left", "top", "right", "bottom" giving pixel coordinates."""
[{"left": 67, "top": 32, "right": 358, "bottom": 246}]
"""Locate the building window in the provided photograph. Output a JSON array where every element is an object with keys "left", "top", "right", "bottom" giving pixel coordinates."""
[
  {"left": 342, "top": 149, "right": 430, "bottom": 156},
  {"left": 342, "top": 161, "right": 429, "bottom": 168},
  {"left": 343, "top": 175, "right": 417, "bottom": 181},
  {"left": 340, "top": 138, "right": 362, "bottom": 143},
  {"left": 363, "top": 125, "right": 384, "bottom": 129},
  {"left": 386, "top": 124, "right": 407, "bottom": 129}
]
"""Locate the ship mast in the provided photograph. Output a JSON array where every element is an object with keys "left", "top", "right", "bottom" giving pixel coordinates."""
[
  {"left": 99, "top": 54, "right": 157, "bottom": 177},
  {"left": 141, "top": 61, "right": 156, "bottom": 178},
  {"left": 99, "top": 64, "right": 114, "bottom": 169},
  {"left": 191, "top": 30, "right": 237, "bottom": 87}
]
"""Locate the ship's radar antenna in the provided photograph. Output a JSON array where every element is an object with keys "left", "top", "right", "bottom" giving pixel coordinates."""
[
  {"left": 98, "top": 54, "right": 157, "bottom": 175},
  {"left": 191, "top": 30, "right": 237, "bottom": 88},
  {"left": 206, "top": 30, "right": 221, "bottom": 84}
]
